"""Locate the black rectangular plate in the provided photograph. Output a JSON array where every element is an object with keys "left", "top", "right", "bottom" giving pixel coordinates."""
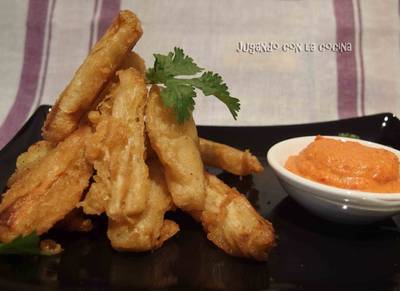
[{"left": 0, "top": 106, "right": 400, "bottom": 291}]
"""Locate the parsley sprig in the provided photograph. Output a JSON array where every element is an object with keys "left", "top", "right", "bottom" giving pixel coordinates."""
[
  {"left": 147, "top": 47, "right": 240, "bottom": 123},
  {"left": 0, "top": 232, "right": 49, "bottom": 256}
]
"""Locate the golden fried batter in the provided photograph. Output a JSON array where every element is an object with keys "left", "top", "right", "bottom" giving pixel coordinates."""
[
  {"left": 81, "top": 70, "right": 178, "bottom": 251},
  {"left": 81, "top": 51, "right": 146, "bottom": 126},
  {"left": 108, "top": 159, "right": 179, "bottom": 251},
  {"left": 146, "top": 85, "right": 205, "bottom": 212},
  {"left": 2, "top": 7, "right": 275, "bottom": 260},
  {"left": 0, "top": 127, "right": 93, "bottom": 243},
  {"left": 119, "top": 51, "right": 146, "bottom": 76},
  {"left": 201, "top": 173, "right": 275, "bottom": 261},
  {"left": 82, "top": 68, "right": 148, "bottom": 221},
  {"left": 42, "top": 10, "right": 143, "bottom": 143},
  {"left": 7, "top": 140, "right": 53, "bottom": 187},
  {"left": 199, "top": 138, "right": 264, "bottom": 176},
  {"left": 145, "top": 86, "right": 274, "bottom": 260}
]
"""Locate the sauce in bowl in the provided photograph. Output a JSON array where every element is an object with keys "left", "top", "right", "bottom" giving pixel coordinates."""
[{"left": 285, "top": 136, "right": 400, "bottom": 193}]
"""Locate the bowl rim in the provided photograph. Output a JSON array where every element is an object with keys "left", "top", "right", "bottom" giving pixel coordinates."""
[{"left": 267, "top": 135, "right": 400, "bottom": 204}]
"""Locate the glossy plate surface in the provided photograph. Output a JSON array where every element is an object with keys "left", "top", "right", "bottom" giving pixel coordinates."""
[{"left": 0, "top": 106, "right": 400, "bottom": 291}]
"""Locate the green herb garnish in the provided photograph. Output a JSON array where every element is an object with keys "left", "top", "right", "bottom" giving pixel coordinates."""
[
  {"left": 0, "top": 232, "right": 48, "bottom": 256},
  {"left": 338, "top": 133, "right": 360, "bottom": 139},
  {"left": 147, "top": 47, "right": 240, "bottom": 123}
]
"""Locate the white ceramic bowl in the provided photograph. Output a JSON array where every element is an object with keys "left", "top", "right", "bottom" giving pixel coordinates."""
[{"left": 267, "top": 136, "right": 400, "bottom": 224}]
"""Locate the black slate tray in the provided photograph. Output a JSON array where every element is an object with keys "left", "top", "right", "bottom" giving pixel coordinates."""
[{"left": 0, "top": 105, "right": 400, "bottom": 291}]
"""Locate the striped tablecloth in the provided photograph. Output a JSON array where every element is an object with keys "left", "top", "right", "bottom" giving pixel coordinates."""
[{"left": 0, "top": 0, "right": 399, "bottom": 148}]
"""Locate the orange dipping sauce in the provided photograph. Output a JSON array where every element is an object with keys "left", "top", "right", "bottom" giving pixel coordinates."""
[{"left": 285, "top": 136, "right": 400, "bottom": 193}]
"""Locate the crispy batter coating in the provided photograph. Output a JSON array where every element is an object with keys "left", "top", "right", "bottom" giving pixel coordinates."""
[
  {"left": 81, "top": 70, "right": 178, "bottom": 251},
  {"left": 2, "top": 6, "right": 275, "bottom": 259},
  {"left": 108, "top": 159, "right": 179, "bottom": 251},
  {"left": 199, "top": 138, "right": 264, "bottom": 176},
  {"left": 81, "top": 51, "right": 146, "bottom": 125},
  {"left": 82, "top": 68, "right": 148, "bottom": 221},
  {"left": 201, "top": 173, "right": 275, "bottom": 261},
  {"left": 146, "top": 86, "right": 274, "bottom": 260},
  {"left": 42, "top": 10, "right": 143, "bottom": 143},
  {"left": 119, "top": 51, "right": 146, "bottom": 76},
  {"left": 0, "top": 127, "right": 93, "bottom": 243},
  {"left": 7, "top": 140, "right": 53, "bottom": 187},
  {"left": 40, "top": 239, "right": 63, "bottom": 255},
  {"left": 146, "top": 85, "right": 206, "bottom": 211},
  {"left": 82, "top": 51, "right": 146, "bottom": 125}
]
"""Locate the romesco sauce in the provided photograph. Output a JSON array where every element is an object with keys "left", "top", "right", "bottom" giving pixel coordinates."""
[{"left": 285, "top": 136, "right": 400, "bottom": 193}]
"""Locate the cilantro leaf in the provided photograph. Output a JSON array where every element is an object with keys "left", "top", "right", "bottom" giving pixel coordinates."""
[
  {"left": 161, "top": 79, "right": 196, "bottom": 123},
  {"left": 0, "top": 232, "right": 49, "bottom": 256},
  {"left": 148, "top": 47, "right": 203, "bottom": 83},
  {"left": 188, "top": 72, "right": 240, "bottom": 119},
  {"left": 147, "top": 47, "right": 240, "bottom": 123}
]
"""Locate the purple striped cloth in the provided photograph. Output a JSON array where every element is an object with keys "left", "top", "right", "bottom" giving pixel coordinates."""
[{"left": 0, "top": 0, "right": 399, "bottom": 149}]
